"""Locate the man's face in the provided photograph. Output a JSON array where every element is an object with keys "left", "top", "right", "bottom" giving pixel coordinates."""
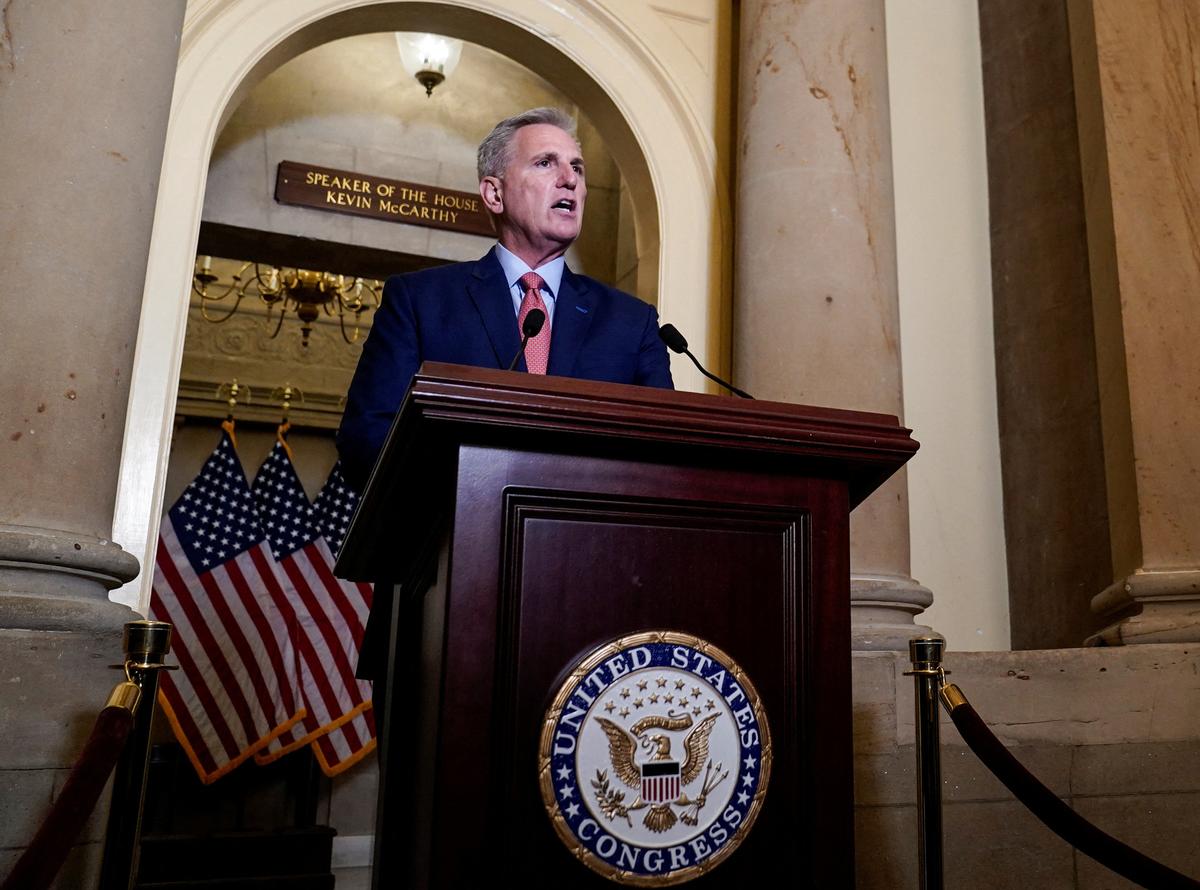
[{"left": 480, "top": 123, "right": 587, "bottom": 267}]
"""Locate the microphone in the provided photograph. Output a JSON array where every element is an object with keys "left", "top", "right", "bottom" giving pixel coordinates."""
[
  {"left": 658, "top": 323, "right": 754, "bottom": 399},
  {"left": 507, "top": 308, "right": 547, "bottom": 371}
]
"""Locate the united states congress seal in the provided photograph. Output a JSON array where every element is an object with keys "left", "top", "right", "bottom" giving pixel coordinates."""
[{"left": 538, "top": 631, "right": 771, "bottom": 885}]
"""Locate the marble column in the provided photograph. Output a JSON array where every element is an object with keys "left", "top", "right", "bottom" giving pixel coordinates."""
[
  {"left": 0, "top": 1, "right": 186, "bottom": 883},
  {"left": 734, "top": 0, "right": 932, "bottom": 649},
  {"left": 1067, "top": 0, "right": 1200, "bottom": 645}
]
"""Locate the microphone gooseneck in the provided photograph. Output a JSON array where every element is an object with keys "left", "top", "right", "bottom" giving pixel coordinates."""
[
  {"left": 507, "top": 308, "right": 547, "bottom": 372},
  {"left": 658, "top": 323, "right": 754, "bottom": 399}
]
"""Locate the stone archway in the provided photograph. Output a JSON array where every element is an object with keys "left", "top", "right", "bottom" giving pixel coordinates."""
[{"left": 112, "top": 0, "right": 727, "bottom": 612}]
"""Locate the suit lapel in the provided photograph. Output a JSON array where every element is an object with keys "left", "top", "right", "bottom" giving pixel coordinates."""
[
  {"left": 466, "top": 248, "right": 523, "bottom": 370},
  {"left": 547, "top": 266, "right": 596, "bottom": 377}
]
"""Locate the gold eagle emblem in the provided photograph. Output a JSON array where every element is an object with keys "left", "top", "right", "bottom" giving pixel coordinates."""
[{"left": 592, "top": 711, "right": 726, "bottom": 833}]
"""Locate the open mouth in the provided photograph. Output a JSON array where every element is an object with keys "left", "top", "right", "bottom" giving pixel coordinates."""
[{"left": 551, "top": 199, "right": 576, "bottom": 212}]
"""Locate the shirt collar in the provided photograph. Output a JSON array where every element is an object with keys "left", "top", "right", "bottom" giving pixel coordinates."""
[{"left": 494, "top": 242, "right": 565, "bottom": 298}]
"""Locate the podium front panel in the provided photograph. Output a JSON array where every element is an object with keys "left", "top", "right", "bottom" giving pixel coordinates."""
[{"left": 417, "top": 444, "right": 853, "bottom": 887}]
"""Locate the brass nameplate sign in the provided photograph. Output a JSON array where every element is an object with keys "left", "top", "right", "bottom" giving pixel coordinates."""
[{"left": 274, "top": 160, "right": 495, "bottom": 237}]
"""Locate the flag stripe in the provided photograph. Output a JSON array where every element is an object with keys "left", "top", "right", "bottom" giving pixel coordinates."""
[
  {"left": 282, "top": 553, "right": 360, "bottom": 702},
  {"left": 239, "top": 547, "right": 304, "bottom": 715},
  {"left": 287, "top": 548, "right": 365, "bottom": 703},
  {"left": 150, "top": 595, "right": 240, "bottom": 765},
  {"left": 157, "top": 685, "right": 220, "bottom": 776},
  {"left": 246, "top": 544, "right": 310, "bottom": 721},
  {"left": 163, "top": 527, "right": 299, "bottom": 733},
  {"left": 202, "top": 561, "right": 288, "bottom": 736},
  {"left": 315, "top": 729, "right": 339, "bottom": 765},
  {"left": 211, "top": 555, "right": 298, "bottom": 719},
  {"left": 308, "top": 539, "right": 369, "bottom": 634},
  {"left": 151, "top": 592, "right": 233, "bottom": 768},
  {"left": 289, "top": 605, "right": 355, "bottom": 737},
  {"left": 156, "top": 537, "right": 262, "bottom": 748}
]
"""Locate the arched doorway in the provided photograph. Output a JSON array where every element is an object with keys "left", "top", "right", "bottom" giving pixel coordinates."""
[{"left": 113, "top": 0, "right": 728, "bottom": 612}]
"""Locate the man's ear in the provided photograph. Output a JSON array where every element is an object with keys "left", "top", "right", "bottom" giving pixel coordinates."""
[{"left": 479, "top": 176, "right": 503, "bottom": 214}]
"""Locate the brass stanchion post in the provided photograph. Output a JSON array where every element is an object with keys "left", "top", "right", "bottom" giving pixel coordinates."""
[
  {"left": 906, "top": 636, "right": 946, "bottom": 890},
  {"left": 98, "top": 620, "right": 173, "bottom": 890}
]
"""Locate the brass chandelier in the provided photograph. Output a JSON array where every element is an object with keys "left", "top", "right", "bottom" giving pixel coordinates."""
[{"left": 192, "top": 256, "right": 382, "bottom": 347}]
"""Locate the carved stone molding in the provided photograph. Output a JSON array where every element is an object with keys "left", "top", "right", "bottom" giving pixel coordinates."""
[
  {"left": 850, "top": 573, "right": 936, "bottom": 651},
  {"left": 1089, "top": 570, "right": 1200, "bottom": 646},
  {"left": 0, "top": 524, "right": 139, "bottom": 632}
]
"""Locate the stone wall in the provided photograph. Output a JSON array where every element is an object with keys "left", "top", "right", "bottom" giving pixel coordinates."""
[{"left": 856, "top": 645, "right": 1200, "bottom": 887}]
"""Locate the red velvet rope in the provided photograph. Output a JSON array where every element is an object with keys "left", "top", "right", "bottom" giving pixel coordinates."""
[
  {"left": 949, "top": 700, "right": 1200, "bottom": 890},
  {"left": 1, "top": 705, "right": 134, "bottom": 890}
]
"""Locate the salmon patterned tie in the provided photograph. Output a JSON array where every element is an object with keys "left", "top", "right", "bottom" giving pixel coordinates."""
[{"left": 517, "top": 271, "right": 551, "bottom": 374}]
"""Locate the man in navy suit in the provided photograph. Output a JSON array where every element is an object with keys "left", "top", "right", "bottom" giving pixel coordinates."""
[{"left": 337, "top": 107, "right": 674, "bottom": 489}]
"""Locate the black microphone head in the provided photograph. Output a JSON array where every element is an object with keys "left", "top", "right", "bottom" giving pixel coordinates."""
[
  {"left": 522, "top": 308, "right": 546, "bottom": 338},
  {"left": 658, "top": 323, "right": 688, "bottom": 354}
]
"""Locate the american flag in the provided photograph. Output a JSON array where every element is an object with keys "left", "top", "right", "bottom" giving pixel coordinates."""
[
  {"left": 312, "top": 461, "right": 362, "bottom": 557},
  {"left": 150, "top": 428, "right": 304, "bottom": 783},
  {"left": 250, "top": 440, "right": 376, "bottom": 776},
  {"left": 309, "top": 461, "right": 375, "bottom": 774}
]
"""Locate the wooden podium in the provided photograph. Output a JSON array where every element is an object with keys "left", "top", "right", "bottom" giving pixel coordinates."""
[{"left": 336, "top": 363, "right": 917, "bottom": 888}]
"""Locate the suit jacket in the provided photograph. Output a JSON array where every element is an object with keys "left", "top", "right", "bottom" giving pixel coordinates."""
[
  {"left": 336, "top": 247, "right": 674, "bottom": 488},
  {"left": 338, "top": 248, "right": 674, "bottom": 683}
]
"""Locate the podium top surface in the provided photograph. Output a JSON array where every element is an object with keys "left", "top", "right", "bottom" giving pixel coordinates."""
[{"left": 337, "top": 362, "right": 917, "bottom": 579}]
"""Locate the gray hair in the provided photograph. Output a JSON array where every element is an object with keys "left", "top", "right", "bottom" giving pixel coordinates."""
[{"left": 477, "top": 107, "right": 578, "bottom": 180}]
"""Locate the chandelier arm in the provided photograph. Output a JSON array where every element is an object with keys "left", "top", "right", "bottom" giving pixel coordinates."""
[
  {"left": 337, "top": 278, "right": 367, "bottom": 313},
  {"left": 192, "top": 277, "right": 241, "bottom": 302},
  {"left": 266, "top": 305, "right": 287, "bottom": 340},
  {"left": 338, "top": 310, "right": 359, "bottom": 345},
  {"left": 199, "top": 291, "right": 246, "bottom": 324}
]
